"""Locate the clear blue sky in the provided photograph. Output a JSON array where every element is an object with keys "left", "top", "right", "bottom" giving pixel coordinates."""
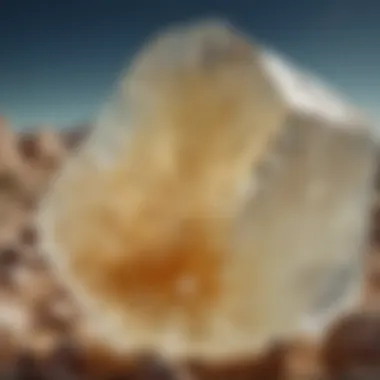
[{"left": 0, "top": 0, "right": 379, "bottom": 129}]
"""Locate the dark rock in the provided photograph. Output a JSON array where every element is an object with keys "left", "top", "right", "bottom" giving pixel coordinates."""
[
  {"left": 18, "top": 134, "right": 40, "bottom": 162},
  {"left": 19, "top": 225, "right": 38, "bottom": 247},
  {"left": 0, "top": 246, "right": 21, "bottom": 268},
  {"left": 44, "top": 340, "right": 86, "bottom": 380},
  {"left": 322, "top": 312, "right": 380, "bottom": 379}
]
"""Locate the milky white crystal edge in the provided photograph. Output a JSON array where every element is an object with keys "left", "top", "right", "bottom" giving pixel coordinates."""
[{"left": 259, "top": 49, "right": 365, "bottom": 127}]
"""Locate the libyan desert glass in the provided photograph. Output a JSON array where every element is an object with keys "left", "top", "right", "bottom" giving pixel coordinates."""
[{"left": 38, "top": 20, "right": 377, "bottom": 363}]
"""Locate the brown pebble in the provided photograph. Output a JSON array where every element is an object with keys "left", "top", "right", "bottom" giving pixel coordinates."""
[
  {"left": 12, "top": 351, "right": 42, "bottom": 380},
  {"left": 322, "top": 312, "right": 380, "bottom": 378},
  {"left": 64, "top": 126, "right": 90, "bottom": 150},
  {"left": 187, "top": 342, "right": 287, "bottom": 380},
  {"left": 134, "top": 353, "right": 181, "bottom": 380},
  {"left": 19, "top": 225, "right": 38, "bottom": 247},
  {"left": 0, "top": 246, "right": 21, "bottom": 268},
  {"left": 44, "top": 340, "right": 86, "bottom": 377},
  {"left": 18, "top": 134, "right": 40, "bottom": 162}
]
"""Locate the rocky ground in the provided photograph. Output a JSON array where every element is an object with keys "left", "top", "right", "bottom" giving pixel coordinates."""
[{"left": 0, "top": 116, "right": 380, "bottom": 379}]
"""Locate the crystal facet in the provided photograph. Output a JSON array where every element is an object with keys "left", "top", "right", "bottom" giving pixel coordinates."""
[{"left": 38, "top": 19, "right": 378, "bottom": 363}]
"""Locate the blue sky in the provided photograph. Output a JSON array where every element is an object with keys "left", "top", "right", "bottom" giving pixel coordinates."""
[{"left": 0, "top": 0, "right": 379, "bottom": 129}]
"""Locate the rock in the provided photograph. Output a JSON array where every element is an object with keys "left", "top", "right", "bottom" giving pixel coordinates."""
[
  {"left": 322, "top": 312, "right": 380, "bottom": 379},
  {"left": 17, "top": 127, "right": 68, "bottom": 201},
  {"left": 0, "top": 117, "right": 24, "bottom": 177},
  {"left": 18, "top": 126, "right": 66, "bottom": 167},
  {"left": 34, "top": 127, "right": 67, "bottom": 169},
  {"left": 18, "top": 224, "right": 38, "bottom": 248},
  {"left": 37, "top": 19, "right": 378, "bottom": 366},
  {"left": 0, "top": 246, "right": 22, "bottom": 269},
  {"left": 63, "top": 125, "right": 91, "bottom": 151}
]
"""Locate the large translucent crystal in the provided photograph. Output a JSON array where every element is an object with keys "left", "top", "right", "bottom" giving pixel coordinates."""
[{"left": 38, "top": 19, "right": 378, "bottom": 363}]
